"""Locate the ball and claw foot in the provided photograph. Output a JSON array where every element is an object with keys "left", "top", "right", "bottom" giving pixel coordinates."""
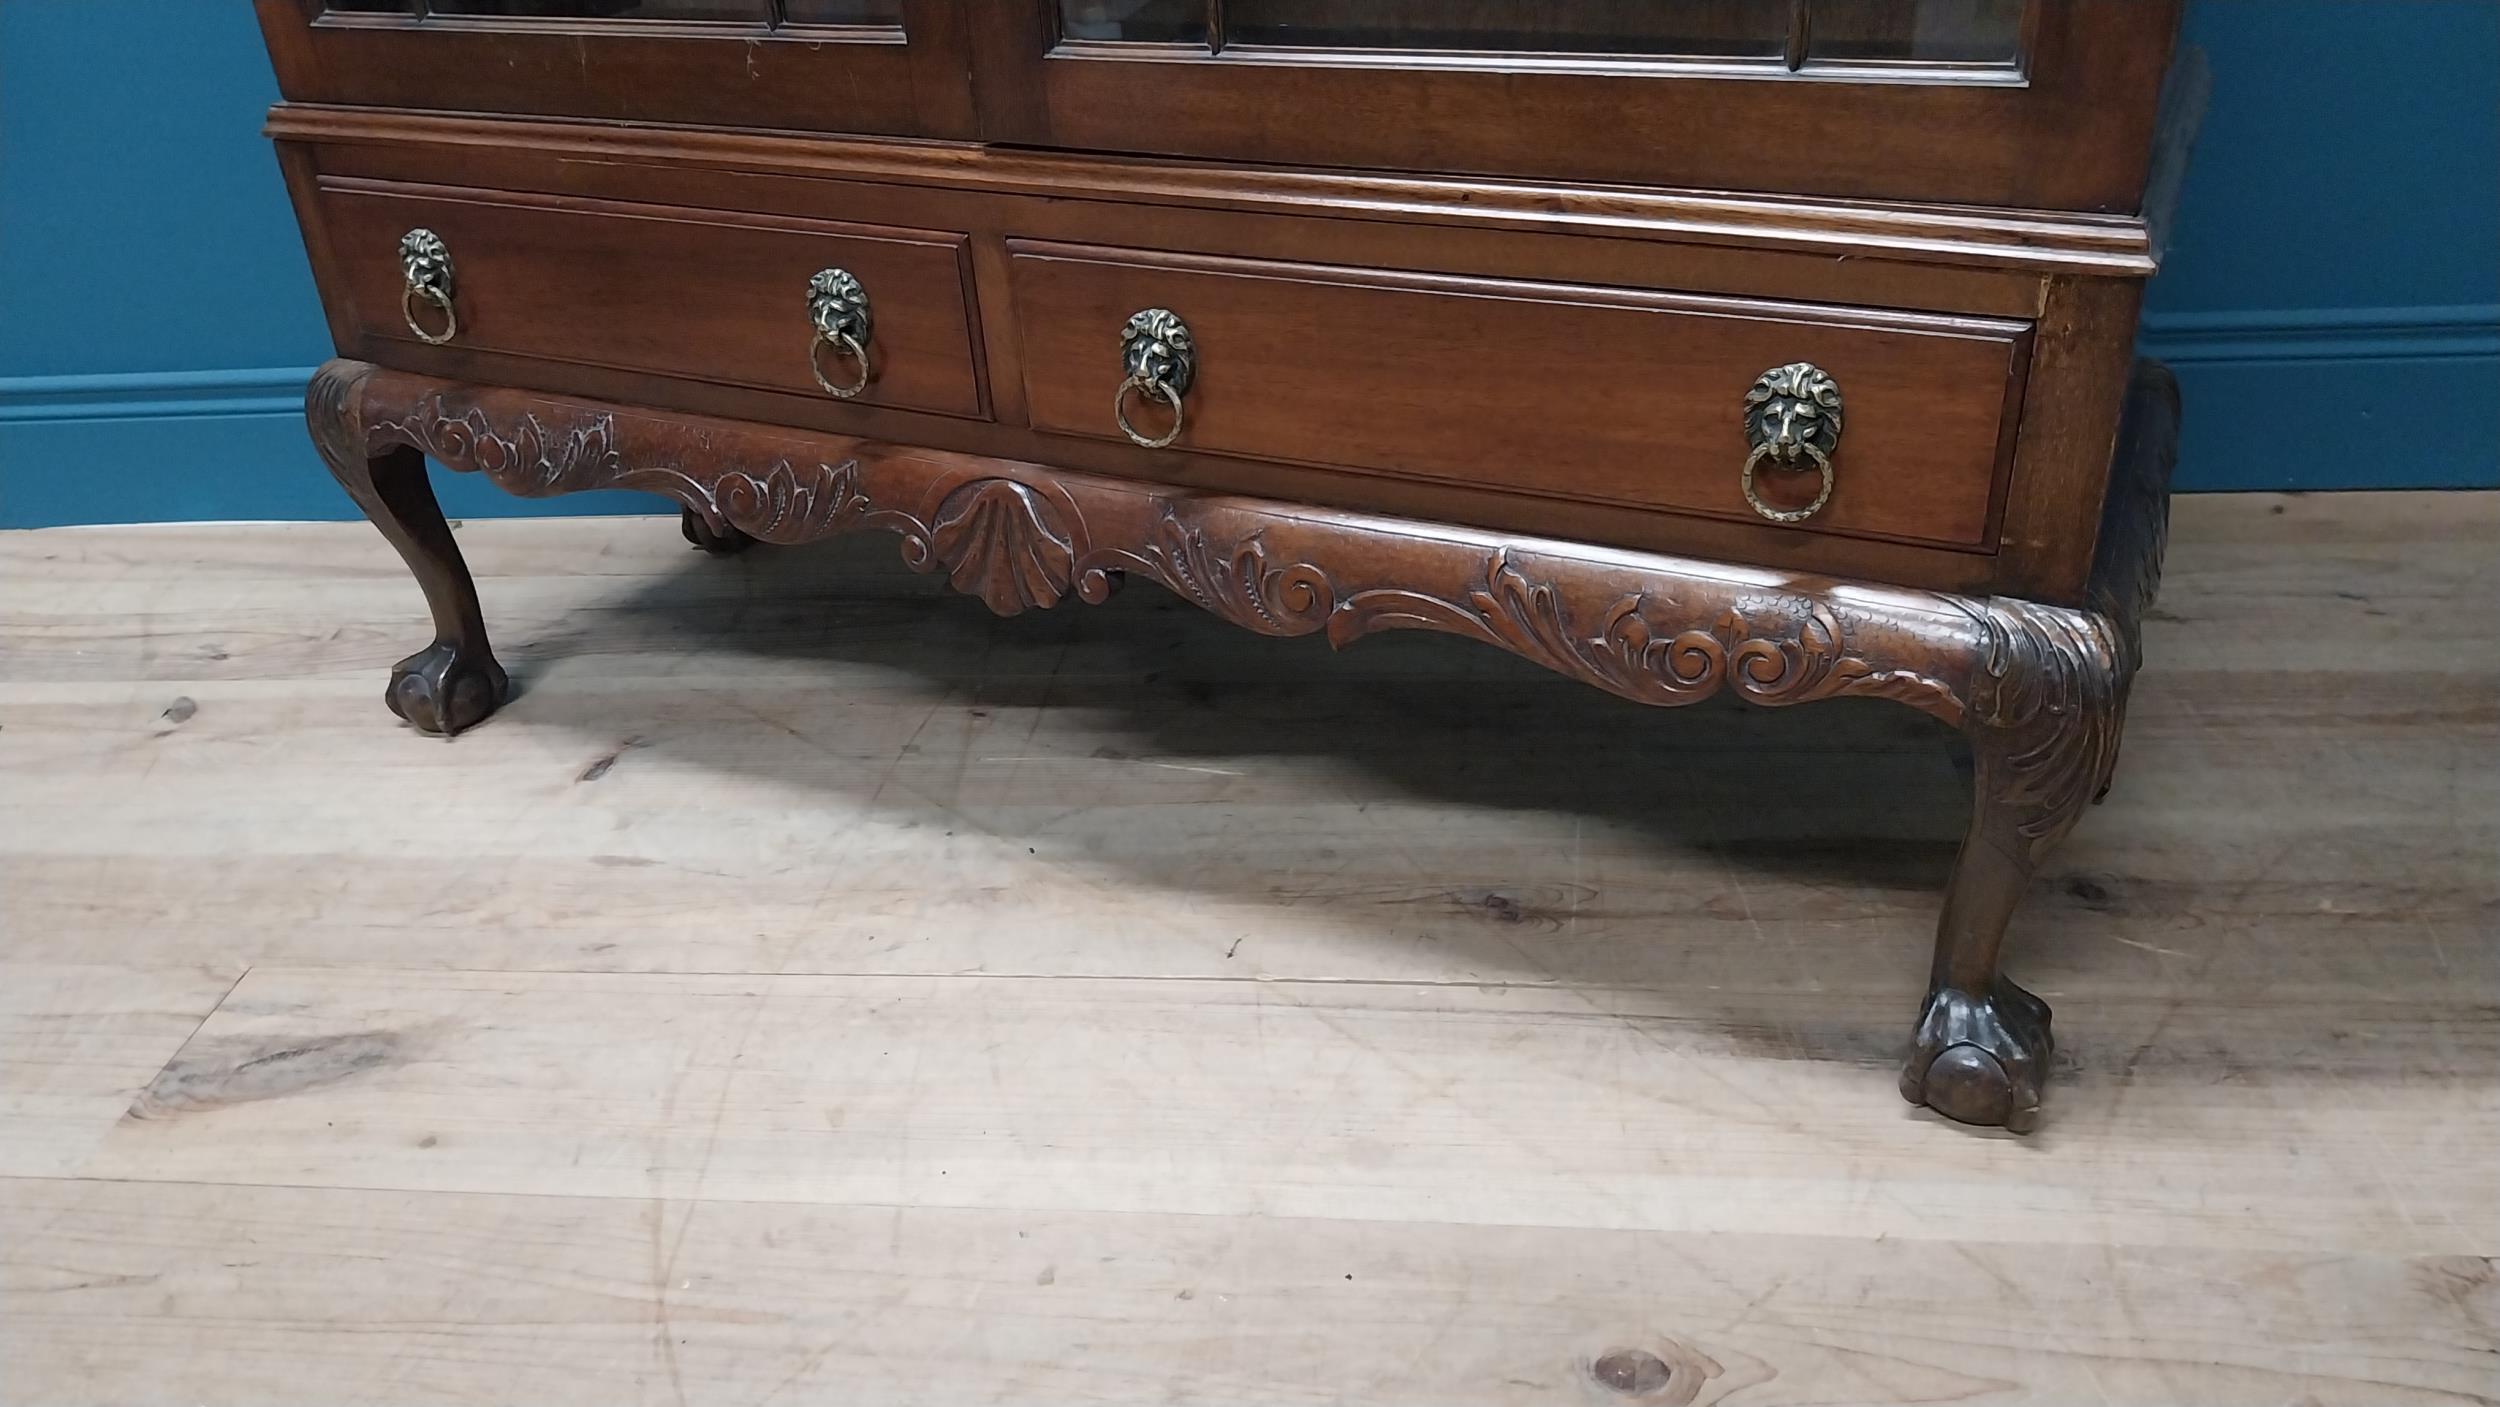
[
  {"left": 385, "top": 640, "right": 510, "bottom": 736},
  {"left": 1899, "top": 979, "right": 2053, "bottom": 1133},
  {"left": 682, "top": 507, "right": 754, "bottom": 556}
]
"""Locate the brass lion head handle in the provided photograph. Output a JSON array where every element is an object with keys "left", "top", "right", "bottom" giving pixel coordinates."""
[
  {"left": 1115, "top": 308, "right": 1195, "bottom": 449},
  {"left": 805, "top": 268, "right": 874, "bottom": 400},
  {"left": 1741, "top": 361, "right": 1844, "bottom": 524},
  {"left": 398, "top": 229, "right": 457, "bottom": 345}
]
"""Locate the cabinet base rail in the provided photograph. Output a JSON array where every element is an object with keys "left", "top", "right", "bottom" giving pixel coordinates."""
[{"left": 307, "top": 358, "right": 2178, "bottom": 1133}]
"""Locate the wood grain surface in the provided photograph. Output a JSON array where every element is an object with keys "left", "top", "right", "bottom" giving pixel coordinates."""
[
  {"left": 1, "top": 491, "right": 2493, "bottom": 1405},
  {"left": 266, "top": 105, "right": 2132, "bottom": 600},
  {"left": 1005, "top": 242, "right": 2027, "bottom": 548},
  {"left": 319, "top": 180, "right": 988, "bottom": 420}
]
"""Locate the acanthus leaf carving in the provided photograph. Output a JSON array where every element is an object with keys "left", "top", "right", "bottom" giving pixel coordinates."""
[
  {"left": 372, "top": 398, "right": 623, "bottom": 496},
  {"left": 1963, "top": 597, "right": 2128, "bottom": 860},
  {"left": 1329, "top": 549, "right": 1964, "bottom": 721},
  {"left": 1119, "top": 512, "right": 1336, "bottom": 637},
  {"left": 343, "top": 375, "right": 1978, "bottom": 735},
  {"left": 1719, "top": 601, "right": 1968, "bottom": 717},
  {"left": 704, "top": 457, "right": 867, "bottom": 544},
  {"left": 316, "top": 358, "right": 2171, "bottom": 1134},
  {"left": 306, "top": 361, "right": 374, "bottom": 500},
  {"left": 367, "top": 393, "right": 868, "bottom": 545}
]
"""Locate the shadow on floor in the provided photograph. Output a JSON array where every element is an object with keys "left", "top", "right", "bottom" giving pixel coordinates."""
[{"left": 483, "top": 525, "right": 2028, "bottom": 1076}]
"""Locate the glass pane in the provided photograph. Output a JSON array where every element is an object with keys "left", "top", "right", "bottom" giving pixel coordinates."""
[
  {"left": 1229, "top": 1, "right": 1786, "bottom": 58},
  {"left": 1059, "top": 0, "right": 1205, "bottom": 43},
  {"left": 1807, "top": 0, "right": 2026, "bottom": 63},
  {"left": 783, "top": 0, "right": 902, "bottom": 22},
  {"left": 428, "top": 0, "right": 768, "bottom": 19}
]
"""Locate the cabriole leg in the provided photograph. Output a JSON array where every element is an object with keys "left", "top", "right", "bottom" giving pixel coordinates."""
[
  {"left": 1900, "top": 601, "right": 2130, "bottom": 1133},
  {"left": 1901, "top": 733, "right": 2063, "bottom": 1132},
  {"left": 306, "top": 362, "right": 509, "bottom": 736}
]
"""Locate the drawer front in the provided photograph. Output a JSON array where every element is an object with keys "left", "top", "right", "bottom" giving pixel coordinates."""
[
  {"left": 318, "top": 181, "right": 985, "bottom": 419},
  {"left": 1008, "top": 243, "right": 2030, "bottom": 551}
]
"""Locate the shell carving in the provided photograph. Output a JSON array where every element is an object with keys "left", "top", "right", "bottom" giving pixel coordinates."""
[{"left": 927, "top": 479, "right": 1077, "bottom": 616}]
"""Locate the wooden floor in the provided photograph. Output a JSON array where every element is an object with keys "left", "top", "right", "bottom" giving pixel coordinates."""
[{"left": 1, "top": 492, "right": 2492, "bottom": 1406}]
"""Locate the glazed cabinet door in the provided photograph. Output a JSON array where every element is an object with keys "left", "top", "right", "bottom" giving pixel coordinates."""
[
  {"left": 258, "top": 0, "right": 974, "bottom": 137},
  {"left": 972, "top": 0, "right": 2177, "bottom": 210}
]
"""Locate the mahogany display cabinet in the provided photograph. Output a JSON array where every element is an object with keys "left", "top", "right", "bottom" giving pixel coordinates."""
[{"left": 258, "top": 0, "right": 2195, "bottom": 1132}]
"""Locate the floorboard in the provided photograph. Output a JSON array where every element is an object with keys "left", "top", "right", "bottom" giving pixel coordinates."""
[{"left": 1, "top": 492, "right": 2493, "bottom": 1405}]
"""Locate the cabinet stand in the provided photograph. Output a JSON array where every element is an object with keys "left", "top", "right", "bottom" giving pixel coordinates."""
[{"left": 307, "top": 357, "right": 2176, "bottom": 1131}]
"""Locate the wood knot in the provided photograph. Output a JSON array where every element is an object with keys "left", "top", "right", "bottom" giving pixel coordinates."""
[
  {"left": 2062, "top": 873, "right": 2120, "bottom": 910},
  {"left": 1591, "top": 1349, "right": 1672, "bottom": 1395},
  {"left": 1585, "top": 1339, "right": 1718, "bottom": 1404}
]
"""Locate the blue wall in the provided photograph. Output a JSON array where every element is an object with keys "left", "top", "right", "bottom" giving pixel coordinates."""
[
  {"left": 2143, "top": 1, "right": 2499, "bottom": 493},
  {"left": 4, "top": 0, "right": 2494, "bottom": 527}
]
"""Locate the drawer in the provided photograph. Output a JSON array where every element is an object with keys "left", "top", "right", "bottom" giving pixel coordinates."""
[
  {"left": 317, "top": 180, "right": 986, "bottom": 419},
  {"left": 1007, "top": 242, "right": 2031, "bottom": 550}
]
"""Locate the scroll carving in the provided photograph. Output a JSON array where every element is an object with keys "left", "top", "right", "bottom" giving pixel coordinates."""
[
  {"left": 1097, "top": 525, "right": 1967, "bottom": 723},
  {"left": 313, "top": 358, "right": 2175, "bottom": 1134},
  {"left": 368, "top": 395, "right": 865, "bottom": 545},
  {"left": 1326, "top": 551, "right": 1964, "bottom": 722},
  {"left": 346, "top": 375, "right": 1980, "bottom": 728},
  {"left": 1110, "top": 516, "right": 1337, "bottom": 637}
]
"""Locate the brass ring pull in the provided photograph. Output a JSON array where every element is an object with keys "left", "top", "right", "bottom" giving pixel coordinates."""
[
  {"left": 805, "top": 268, "right": 874, "bottom": 401},
  {"left": 808, "top": 329, "right": 872, "bottom": 400},
  {"left": 400, "top": 283, "right": 458, "bottom": 345},
  {"left": 1741, "top": 361, "right": 1844, "bottom": 525},
  {"left": 1114, "top": 374, "right": 1185, "bottom": 449},
  {"left": 1115, "top": 308, "right": 1194, "bottom": 450},
  {"left": 398, "top": 228, "right": 457, "bottom": 345},
  {"left": 1741, "top": 442, "right": 1835, "bottom": 524}
]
